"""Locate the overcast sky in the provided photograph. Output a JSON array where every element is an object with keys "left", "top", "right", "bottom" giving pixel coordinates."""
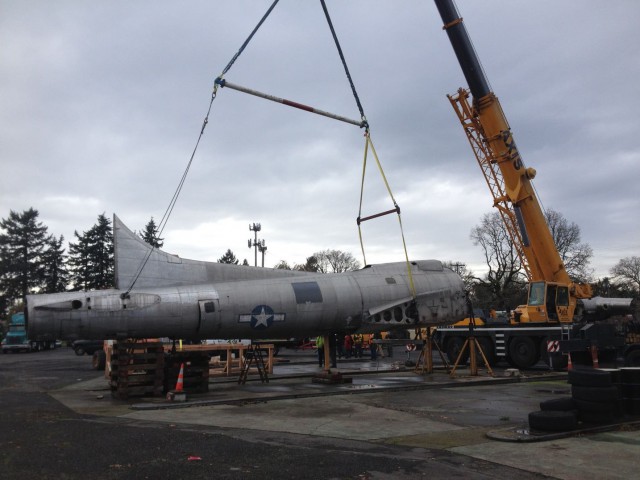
[{"left": 2, "top": 0, "right": 638, "bottom": 279}]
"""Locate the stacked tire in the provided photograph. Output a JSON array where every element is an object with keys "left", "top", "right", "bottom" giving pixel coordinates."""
[
  {"left": 528, "top": 368, "right": 624, "bottom": 433},
  {"left": 569, "top": 369, "right": 621, "bottom": 424},
  {"left": 529, "top": 398, "right": 578, "bottom": 432},
  {"left": 621, "top": 367, "right": 640, "bottom": 415}
]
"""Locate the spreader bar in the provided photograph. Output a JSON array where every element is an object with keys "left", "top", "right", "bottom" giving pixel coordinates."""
[{"left": 215, "top": 78, "right": 366, "bottom": 128}]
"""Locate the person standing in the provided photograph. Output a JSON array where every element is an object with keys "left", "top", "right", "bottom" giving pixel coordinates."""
[
  {"left": 370, "top": 332, "right": 381, "bottom": 360},
  {"left": 344, "top": 334, "right": 353, "bottom": 359},
  {"left": 316, "top": 335, "right": 324, "bottom": 367},
  {"left": 353, "top": 334, "right": 363, "bottom": 358}
]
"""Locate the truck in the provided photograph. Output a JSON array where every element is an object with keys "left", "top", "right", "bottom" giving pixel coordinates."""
[
  {"left": 432, "top": 0, "right": 635, "bottom": 370},
  {"left": 1, "top": 312, "right": 57, "bottom": 353}
]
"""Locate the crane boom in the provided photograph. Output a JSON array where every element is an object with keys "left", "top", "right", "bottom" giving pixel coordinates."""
[{"left": 434, "top": 0, "right": 592, "bottom": 323}]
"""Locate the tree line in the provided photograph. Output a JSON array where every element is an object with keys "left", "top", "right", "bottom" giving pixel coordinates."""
[
  {"left": 453, "top": 208, "right": 639, "bottom": 312},
  {"left": 0, "top": 209, "right": 163, "bottom": 317},
  {"left": 1, "top": 207, "right": 638, "bottom": 320}
]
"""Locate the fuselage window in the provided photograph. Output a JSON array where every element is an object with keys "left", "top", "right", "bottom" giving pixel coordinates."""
[{"left": 292, "top": 282, "right": 323, "bottom": 304}]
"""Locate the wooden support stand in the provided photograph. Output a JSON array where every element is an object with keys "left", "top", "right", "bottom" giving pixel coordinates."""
[
  {"left": 414, "top": 328, "right": 450, "bottom": 374},
  {"left": 109, "top": 340, "right": 164, "bottom": 399}
]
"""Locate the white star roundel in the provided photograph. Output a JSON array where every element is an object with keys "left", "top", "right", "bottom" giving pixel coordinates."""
[{"left": 238, "top": 305, "right": 286, "bottom": 329}]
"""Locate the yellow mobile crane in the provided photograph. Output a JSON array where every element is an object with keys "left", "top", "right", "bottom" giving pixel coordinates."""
[{"left": 432, "top": 0, "right": 634, "bottom": 369}]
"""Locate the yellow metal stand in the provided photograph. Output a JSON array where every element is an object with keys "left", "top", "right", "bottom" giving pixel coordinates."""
[{"left": 449, "top": 335, "right": 494, "bottom": 377}]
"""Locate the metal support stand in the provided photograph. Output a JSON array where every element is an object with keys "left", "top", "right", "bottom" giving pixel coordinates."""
[{"left": 450, "top": 297, "right": 494, "bottom": 378}]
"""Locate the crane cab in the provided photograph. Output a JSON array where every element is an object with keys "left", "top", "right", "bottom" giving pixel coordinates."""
[{"left": 516, "top": 281, "right": 573, "bottom": 324}]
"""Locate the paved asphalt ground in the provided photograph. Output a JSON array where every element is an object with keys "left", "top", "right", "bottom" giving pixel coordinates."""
[{"left": 1, "top": 347, "right": 638, "bottom": 479}]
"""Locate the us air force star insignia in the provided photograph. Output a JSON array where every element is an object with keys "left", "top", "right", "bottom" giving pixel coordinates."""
[{"left": 238, "top": 305, "right": 286, "bottom": 329}]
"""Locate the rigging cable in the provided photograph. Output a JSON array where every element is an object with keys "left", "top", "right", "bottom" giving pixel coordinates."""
[
  {"left": 319, "top": 0, "right": 367, "bottom": 128},
  {"left": 123, "top": 0, "right": 281, "bottom": 296},
  {"left": 320, "top": 0, "right": 415, "bottom": 297},
  {"left": 357, "top": 132, "right": 417, "bottom": 298}
]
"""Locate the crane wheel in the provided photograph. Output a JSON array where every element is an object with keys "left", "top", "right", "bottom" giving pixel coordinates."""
[
  {"left": 507, "top": 336, "right": 539, "bottom": 369},
  {"left": 446, "top": 337, "right": 468, "bottom": 365},
  {"left": 92, "top": 350, "right": 106, "bottom": 370}
]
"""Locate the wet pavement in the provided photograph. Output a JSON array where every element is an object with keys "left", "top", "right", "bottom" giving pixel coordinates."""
[{"left": 45, "top": 348, "right": 640, "bottom": 479}]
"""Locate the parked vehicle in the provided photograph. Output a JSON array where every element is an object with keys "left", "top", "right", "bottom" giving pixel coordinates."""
[
  {"left": 2, "top": 312, "right": 57, "bottom": 353},
  {"left": 71, "top": 340, "right": 105, "bottom": 356}
]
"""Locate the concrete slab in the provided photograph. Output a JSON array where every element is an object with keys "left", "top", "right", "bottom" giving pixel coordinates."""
[
  {"left": 123, "top": 395, "right": 466, "bottom": 441},
  {"left": 450, "top": 431, "right": 640, "bottom": 480},
  {"left": 46, "top": 350, "right": 640, "bottom": 480}
]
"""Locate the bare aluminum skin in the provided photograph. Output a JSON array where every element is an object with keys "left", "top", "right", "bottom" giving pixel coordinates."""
[{"left": 26, "top": 216, "right": 467, "bottom": 341}]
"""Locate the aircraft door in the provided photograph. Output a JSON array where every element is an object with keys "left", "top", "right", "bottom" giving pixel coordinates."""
[{"left": 198, "top": 299, "right": 221, "bottom": 335}]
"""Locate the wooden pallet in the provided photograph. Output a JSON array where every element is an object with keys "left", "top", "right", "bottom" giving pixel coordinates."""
[{"left": 109, "top": 340, "right": 164, "bottom": 399}]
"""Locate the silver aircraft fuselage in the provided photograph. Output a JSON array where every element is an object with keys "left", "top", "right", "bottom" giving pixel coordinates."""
[{"left": 26, "top": 215, "right": 467, "bottom": 341}]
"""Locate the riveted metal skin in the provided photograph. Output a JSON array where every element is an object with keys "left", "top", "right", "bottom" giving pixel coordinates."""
[{"left": 26, "top": 216, "right": 466, "bottom": 342}]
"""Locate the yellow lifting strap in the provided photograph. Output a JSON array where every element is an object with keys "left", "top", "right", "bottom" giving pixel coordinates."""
[{"left": 357, "top": 131, "right": 417, "bottom": 298}]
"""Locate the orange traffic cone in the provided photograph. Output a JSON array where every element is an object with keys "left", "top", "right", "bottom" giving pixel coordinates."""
[
  {"left": 175, "top": 362, "right": 184, "bottom": 392},
  {"left": 566, "top": 352, "right": 573, "bottom": 371}
]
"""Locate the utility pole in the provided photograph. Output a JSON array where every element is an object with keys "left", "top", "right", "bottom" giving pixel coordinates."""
[
  {"left": 451, "top": 262, "right": 466, "bottom": 275},
  {"left": 258, "top": 240, "right": 267, "bottom": 267},
  {"left": 248, "top": 223, "right": 265, "bottom": 267}
]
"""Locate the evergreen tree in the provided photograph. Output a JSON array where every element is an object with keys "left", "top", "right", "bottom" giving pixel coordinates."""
[
  {"left": 217, "top": 249, "right": 239, "bottom": 265},
  {"left": 68, "top": 214, "right": 114, "bottom": 290},
  {"left": 0, "top": 208, "right": 48, "bottom": 305},
  {"left": 67, "top": 229, "right": 91, "bottom": 291},
  {"left": 140, "top": 217, "right": 164, "bottom": 249},
  {"left": 295, "top": 256, "right": 319, "bottom": 272},
  {"left": 41, "top": 235, "right": 69, "bottom": 293}
]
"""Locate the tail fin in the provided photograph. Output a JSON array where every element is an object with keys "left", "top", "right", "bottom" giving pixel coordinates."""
[{"left": 113, "top": 215, "right": 310, "bottom": 289}]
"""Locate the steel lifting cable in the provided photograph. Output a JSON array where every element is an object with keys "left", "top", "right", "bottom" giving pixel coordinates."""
[
  {"left": 319, "top": 0, "right": 415, "bottom": 296},
  {"left": 124, "top": 0, "right": 281, "bottom": 296},
  {"left": 357, "top": 133, "right": 417, "bottom": 298},
  {"left": 215, "top": 0, "right": 369, "bottom": 130},
  {"left": 319, "top": 0, "right": 367, "bottom": 128}
]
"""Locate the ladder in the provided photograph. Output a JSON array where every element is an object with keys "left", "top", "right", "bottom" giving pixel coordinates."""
[{"left": 238, "top": 344, "right": 269, "bottom": 385}]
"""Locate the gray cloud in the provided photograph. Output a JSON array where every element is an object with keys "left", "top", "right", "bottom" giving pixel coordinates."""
[{"left": 1, "top": 1, "right": 638, "bottom": 278}]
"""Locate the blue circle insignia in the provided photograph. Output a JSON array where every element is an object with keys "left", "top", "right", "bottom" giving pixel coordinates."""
[{"left": 250, "top": 305, "right": 275, "bottom": 329}]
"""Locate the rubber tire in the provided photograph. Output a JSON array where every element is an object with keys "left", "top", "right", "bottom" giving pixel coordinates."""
[
  {"left": 477, "top": 337, "right": 496, "bottom": 366},
  {"left": 540, "top": 397, "right": 576, "bottom": 412},
  {"left": 624, "top": 350, "right": 640, "bottom": 367},
  {"left": 572, "top": 385, "right": 620, "bottom": 402},
  {"left": 574, "top": 398, "right": 615, "bottom": 413},
  {"left": 508, "top": 336, "right": 539, "bottom": 369},
  {"left": 92, "top": 350, "right": 106, "bottom": 370},
  {"left": 446, "top": 337, "right": 468, "bottom": 365},
  {"left": 580, "top": 410, "right": 615, "bottom": 424},
  {"left": 621, "top": 367, "right": 640, "bottom": 383},
  {"left": 568, "top": 369, "right": 612, "bottom": 387},
  {"left": 74, "top": 347, "right": 85, "bottom": 356},
  {"left": 528, "top": 410, "right": 577, "bottom": 432}
]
